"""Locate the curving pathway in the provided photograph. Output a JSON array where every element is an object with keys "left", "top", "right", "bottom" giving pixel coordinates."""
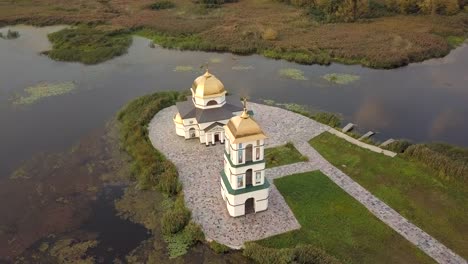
[{"left": 149, "top": 103, "right": 465, "bottom": 264}]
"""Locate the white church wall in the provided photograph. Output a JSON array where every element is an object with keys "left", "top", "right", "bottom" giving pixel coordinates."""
[{"left": 220, "top": 180, "right": 269, "bottom": 217}]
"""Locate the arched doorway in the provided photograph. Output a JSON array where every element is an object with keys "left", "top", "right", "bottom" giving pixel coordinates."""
[
  {"left": 246, "top": 169, "right": 252, "bottom": 187},
  {"left": 245, "top": 198, "right": 255, "bottom": 215},
  {"left": 207, "top": 100, "right": 218, "bottom": 106},
  {"left": 245, "top": 144, "right": 253, "bottom": 162},
  {"left": 189, "top": 128, "right": 196, "bottom": 138}
]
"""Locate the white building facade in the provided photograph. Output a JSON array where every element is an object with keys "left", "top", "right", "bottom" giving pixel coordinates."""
[
  {"left": 220, "top": 102, "right": 270, "bottom": 217},
  {"left": 174, "top": 71, "right": 243, "bottom": 145}
]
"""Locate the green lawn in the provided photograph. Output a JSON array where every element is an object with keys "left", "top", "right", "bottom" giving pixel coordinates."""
[
  {"left": 258, "top": 171, "right": 434, "bottom": 264},
  {"left": 309, "top": 132, "right": 468, "bottom": 259},
  {"left": 265, "top": 142, "right": 308, "bottom": 168}
]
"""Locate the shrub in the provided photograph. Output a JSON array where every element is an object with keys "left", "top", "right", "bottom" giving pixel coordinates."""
[
  {"left": 382, "top": 140, "right": 412, "bottom": 153},
  {"left": 149, "top": 0, "right": 175, "bottom": 10},
  {"left": 184, "top": 221, "right": 205, "bottom": 245},
  {"left": 158, "top": 160, "right": 181, "bottom": 195},
  {"left": 161, "top": 194, "right": 191, "bottom": 235},
  {"left": 243, "top": 243, "right": 341, "bottom": 264},
  {"left": 209, "top": 240, "right": 230, "bottom": 254},
  {"left": 294, "top": 244, "right": 341, "bottom": 264},
  {"left": 262, "top": 28, "right": 279, "bottom": 40},
  {"left": 243, "top": 242, "right": 295, "bottom": 264}
]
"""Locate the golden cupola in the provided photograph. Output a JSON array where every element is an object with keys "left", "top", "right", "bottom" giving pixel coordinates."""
[
  {"left": 192, "top": 70, "right": 226, "bottom": 98},
  {"left": 173, "top": 113, "right": 183, "bottom": 124},
  {"left": 226, "top": 99, "right": 267, "bottom": 144}
]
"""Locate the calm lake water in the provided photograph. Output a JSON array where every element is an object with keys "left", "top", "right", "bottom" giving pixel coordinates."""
[{"left": 0, "top": 25, "right": 467, "bottom": 260}]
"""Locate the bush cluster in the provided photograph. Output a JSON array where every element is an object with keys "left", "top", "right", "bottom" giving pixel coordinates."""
[
  {"left": 404, "top": 144, "right": 468, "bottom": 182},
  {"left": 243, "top": 242, "right": 341, "bottom": 264},
  {"left": 193, "top": 0, "right": 238, "bottom": 8},
  {"left": 279, "top": 0, "right": 464, "bottom": 23},
  {"left": 209, "top": 240, "right": 230, "bottom": 254},
  {"left": 161, "top": 195, "right": 191, "bottom": 235},
  {"left": 149, "top": 0, "right": 175, "bottom": 10}
]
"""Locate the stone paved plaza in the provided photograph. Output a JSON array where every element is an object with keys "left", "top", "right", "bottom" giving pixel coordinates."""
[{"left": 149, "top": 103, "right": 465, "bottom": 264}]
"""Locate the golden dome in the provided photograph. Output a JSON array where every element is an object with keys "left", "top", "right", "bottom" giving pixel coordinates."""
[
  {"left": 173, "top": 113, "right": 183, "bottom": 124},
  {"left": 192, "top": 70, "right": 226, "bottom": 98},
  {"left": 226, "top": 107, "right": 267, "bottom": 144}
]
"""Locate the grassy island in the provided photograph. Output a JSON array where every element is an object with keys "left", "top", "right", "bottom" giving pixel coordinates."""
[
  {"left": 310, "top": 132, "right": 468, "bottom": 259},
  {"left": 257, "top": 171, "right": 434, "bottom": 264},
  {"left": 1, "top": 0, "right": 466, "bottom": 68},
  {"left": 45, "top": 27, "right": 132, "bottom": 64}
]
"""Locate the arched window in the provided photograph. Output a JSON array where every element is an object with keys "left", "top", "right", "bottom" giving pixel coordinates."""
[{"left": 207, "top": 100, "right": 218, "bottom": 106}]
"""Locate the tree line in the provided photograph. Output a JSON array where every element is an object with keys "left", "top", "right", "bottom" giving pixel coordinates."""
[{"left": 277, "top": 0, "right": 466, "bottom": 22}]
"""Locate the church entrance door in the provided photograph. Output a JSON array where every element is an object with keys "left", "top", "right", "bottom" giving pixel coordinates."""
[
  {"left": 245, "top": 198, "right": 255, "bottom": 214},
  {"left": 214, "top": 133, "right": 220, "bottom": 142}
]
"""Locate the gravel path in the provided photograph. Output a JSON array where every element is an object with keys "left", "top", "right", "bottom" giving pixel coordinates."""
[{"left": 148, "top": 103, "right": 465, "bottom": 264}]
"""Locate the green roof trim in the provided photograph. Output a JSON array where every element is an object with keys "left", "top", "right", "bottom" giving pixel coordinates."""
[
  {"left": 224, "top": 150, "right": 265, "bottom": 168},
  {"left": 220, "top": 170, "right": 270, "bottom": 195}
]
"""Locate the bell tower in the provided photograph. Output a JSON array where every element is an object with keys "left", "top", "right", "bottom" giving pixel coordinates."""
[{"left": 220, "top": 99, "right": 270, "bottom": 217}]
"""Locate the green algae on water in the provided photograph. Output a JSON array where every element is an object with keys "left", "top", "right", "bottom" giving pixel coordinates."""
[
  {"left": 174, "top": 65, "right": 194, "bottom": 72},
  {"left": 322, "top": 73, "right": 360, "bottom": 84},
  {"left": 13, "top": 81, "right": 76, "bottom": 105},
  {"left": 278, "top": 68, "right": 307, "bottom": 80},
  {"left": 209, "top": 57, "right": 222, "bottom": 63},
  {"left": 232, "top": 65, "right": 254, "bottom": 71}
]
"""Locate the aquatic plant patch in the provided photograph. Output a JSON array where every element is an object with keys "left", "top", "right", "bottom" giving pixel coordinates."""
[
  {"left": 232, "top": 65, "right": 254, "bottom": 71},
  {"left": 0, "top": 29, "right": 20, "bottom": 39},
  {"left": 209, "top": 57, "right": 222, "bottom": 63},
  {"left": 12, "top": 81, "right": 75, "bottom": 105},
  {"left": 322, "top": 73, "right": 360, "bottom": 84},
  {"left": 174, "top": 65, "right": 195, "bottom": 72},
  {"left": 278, "top": 68, "right": 307, "bottom": 80}
]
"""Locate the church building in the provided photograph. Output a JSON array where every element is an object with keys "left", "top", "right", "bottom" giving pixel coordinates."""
[
  {"left": 173, "top": 70, "right": 243, "bottom": 145},
  {"left": 220, "top": 99, "right": 270, "bottom": 217}
]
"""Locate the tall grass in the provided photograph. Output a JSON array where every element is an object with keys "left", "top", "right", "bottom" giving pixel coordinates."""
[
  {"left": 117, "top": 91, "right": 204, "bottom": 258},
  {"left": 404, "top": 144, "right": 468, "bottom": 182}
]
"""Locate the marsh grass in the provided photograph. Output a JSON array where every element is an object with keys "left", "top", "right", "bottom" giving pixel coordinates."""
[
  {"left": 46, "top": 27, "right": 132, "bottom": 64},
  {"left": 149, "top": 0, "right": 175, "bottom": 10},
  {"left": 278, "top": 68, "right": 307, "bottom": 80},
  {"left": 323, "top": 73, "right": 360, "bottom": 84},
  {"left": 12, "top": 82, "right": 75, "bottom": 105}
]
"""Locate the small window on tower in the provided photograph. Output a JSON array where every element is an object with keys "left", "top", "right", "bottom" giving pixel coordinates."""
[
  {"left": 257, "top": 140, "right": 260, "bottom": 146},
  {"left": 255, "top": 172, "right": 261, "bottom": 184},
  {"left": 238, "top": 143, "right": 243, "bottom": 163},
  {"left": 237, "top": 175, "right": 244, "bottom": 188},
  {"left": 256, "top": 147, "right": 260, "bottom": 160}
]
